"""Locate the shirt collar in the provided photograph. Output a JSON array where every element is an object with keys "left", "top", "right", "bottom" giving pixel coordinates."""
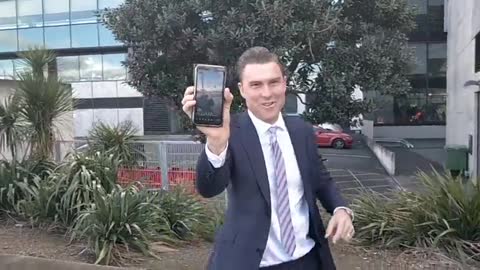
[{"left": 247, "top": 110, "right": 286, "bottom": 136}]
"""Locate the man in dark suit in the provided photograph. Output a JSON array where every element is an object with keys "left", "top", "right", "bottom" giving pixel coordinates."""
[{"left": 182, "top": 47, "right": 354, "bottom": 270}]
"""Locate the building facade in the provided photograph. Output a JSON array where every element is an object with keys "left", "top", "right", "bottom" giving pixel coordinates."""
[
  {"left": 0, "top": 0, "right": 306, "bottom": 138},
  {"left": 0, "top": 0, "right": 184, "bottom": 138},
  {"left": 368, "top": 0, "right": 447, "bottom": 139},
  {"left": 445, "top": 0, "right": 480, "bottom": 178}
]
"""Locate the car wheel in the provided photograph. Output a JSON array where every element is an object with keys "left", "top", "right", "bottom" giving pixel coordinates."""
[{"left": 332, "top": 139, "right": 345, "bottom": 149}]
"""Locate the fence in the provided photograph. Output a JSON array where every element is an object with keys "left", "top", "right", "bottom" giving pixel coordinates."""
[{"left": 53, "top": 140, "right": 204, "bottom": 193}]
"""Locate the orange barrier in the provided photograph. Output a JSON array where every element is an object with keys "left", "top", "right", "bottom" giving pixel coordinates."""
[{"left": 117, "top": 167, "right": 197, "bottom": 193}]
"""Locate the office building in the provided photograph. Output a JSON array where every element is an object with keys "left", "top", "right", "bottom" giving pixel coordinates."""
[
  {"left": 445, "top": 0, "right": 480, "bottom": 178},
  {"left": 368, "top": 0, "right": 447, "bottom": 139},
  {"left": 0, "top": 0, "right": 182, "bottom": 138}
]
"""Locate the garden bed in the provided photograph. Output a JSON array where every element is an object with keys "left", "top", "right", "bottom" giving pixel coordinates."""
[{"left": 0, "top": 218, "right": 466, "bottom": 270}]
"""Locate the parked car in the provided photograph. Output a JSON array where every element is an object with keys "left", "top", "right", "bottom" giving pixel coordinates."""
[{"left": 313, "top": 126, "right": 353, "bottom": 149}]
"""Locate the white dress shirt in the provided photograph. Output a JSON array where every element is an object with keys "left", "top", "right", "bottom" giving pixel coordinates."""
[{"left": 205, "top": 110, "right": 350, "bottom": 267}]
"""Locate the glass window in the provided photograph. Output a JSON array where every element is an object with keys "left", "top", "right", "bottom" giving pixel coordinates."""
[
  {"left": 428, "top": 3, "right": 445, "bottom": 34},
  {"left": 99, "top": 24, "right": 122, "bottom": 46},
  {"left": 0, "top": 0, "right": 17, "bottom": 29},
  {"left": 71, "top": 0, "right": 98, "bottom": 24},
  {"left": 428, "top": 43, "right": 447, "bottom": 77},
  {"left": 394, "top": 93, "right": 428, "bottom": 124},
  {"left": 44, "top": 0, "right": 70, "bottom": 26},
  {"left": 80, "top": 55, "right": 103, "bottom": 81},
  {"left": 103, "top": 53, "right": 126, "bottom": 80},
  {"left": 425, "top": 89, "right": 446, "bottom": 123},
  {"left": 18, "top": 28, "right": 44, "bottom": 51},
  {"left": 409, "top": 43, "right": 427, "bottom": 74},
  {"left": 17, "top": 0, "right": 43, "bottom": 28},
  {"left": 369, "top": 92, "right": 395, "bottom": 124},
  {"left": 0, "top": 30, "right": 18, "bottom": 52},
  {"left": 407, "top": 0, "right": 427, "bottom": 14},
  {"left": 72, "top": 24, "right": 99, "bottom": 48},
  {"left": 0, "top": 60, "right": 14, "bottom": 79},
  {"left": 99, "top": 0, "right": 124, "bottom": 9},
  {"left": 45, "top": 26, "right": 71, "bottom": 49},
  {"left": 57, "top": 56, "right": 80, "bottom": 81}
]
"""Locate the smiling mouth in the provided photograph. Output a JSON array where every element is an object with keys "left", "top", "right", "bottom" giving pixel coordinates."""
[{"left": 262, "top": 102, "right": 275, "bottom": 108}]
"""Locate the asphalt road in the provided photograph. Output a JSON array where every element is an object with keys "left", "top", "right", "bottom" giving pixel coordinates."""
[{"left": 318, "top": 134, "right": 401, "bottom": 196}]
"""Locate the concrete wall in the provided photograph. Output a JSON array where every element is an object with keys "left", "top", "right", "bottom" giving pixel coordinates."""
[
  {"left": 373, "top": 125, "right": 446, "bottom": 139},
  {"left": 362, "top": 120, "right": 374, "bottom": 139},
  {"left": 365, "top": 136, "right": 396, "bottom": 175},
  {"left": 72, "top": 81, "right": 144, "bottom": 137},
  {"left": 446, "top": 0, "right": 480, "bottom": 178}
]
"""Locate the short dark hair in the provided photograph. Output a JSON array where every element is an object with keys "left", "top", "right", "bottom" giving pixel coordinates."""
[{"left": 236, "top": 46, "right": 286, "bottom": 81}]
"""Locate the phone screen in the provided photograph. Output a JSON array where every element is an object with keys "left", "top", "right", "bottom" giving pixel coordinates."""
[{"left": 193, "top": 65, "right": 226, "bottom": 126}]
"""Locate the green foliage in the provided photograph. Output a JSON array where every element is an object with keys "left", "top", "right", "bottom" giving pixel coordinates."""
[
  {"left": 193, "top": 202, "right": 224, "bottom": 242},
  {"left": 156, "top": 185, "right": 206, "bottom": 240},
  {"left": 87, "top": 121, "right": 141, "bottom": 167},
  {"left": 55, "top": 152, "right": 119, "bottom": 226},
  {"left": 0, "top": 160, "right": 22, "bottom": 211},
  {"left": 0, "top": 94, "right": 29, "bottom": 161},
  {"left": 0, "top": 48, "right": 73, "bottom": 162},
  {"left": 72, "top": 184, "right": 161, "bottom": 265},
  {"left": 103, "top": 0, "right": 415, "bottom": 126},
  {"left": 352, "top": 170, "right": 480, "bottom": 265},
  {"left": 14, "top": 173, "right": 59, "bottom": 224}
]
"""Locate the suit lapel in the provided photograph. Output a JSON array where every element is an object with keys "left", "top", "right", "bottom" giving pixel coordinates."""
[{"left": 238, "top": 112, "right": 271, "bottom": 208}]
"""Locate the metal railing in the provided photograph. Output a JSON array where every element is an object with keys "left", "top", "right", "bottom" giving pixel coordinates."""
[{"left": 53, "top": 140, "right": 204, "bottom": 193}]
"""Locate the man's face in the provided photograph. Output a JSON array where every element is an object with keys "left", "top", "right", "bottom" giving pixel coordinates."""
[{"left": 238, "top": 62, "right": 286, "bottom": 124}]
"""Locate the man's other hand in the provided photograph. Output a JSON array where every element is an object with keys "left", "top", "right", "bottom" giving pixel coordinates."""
[{"left": 324, "top": 209, "right": 354, "bottom": 244}]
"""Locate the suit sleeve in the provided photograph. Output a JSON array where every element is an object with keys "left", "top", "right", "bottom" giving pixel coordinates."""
[
  {"left": 306, "top": 127, "right": 347, "bottom": 214},
  {"left": 195, "top": 144, "right": 232, "bottom": 198}
]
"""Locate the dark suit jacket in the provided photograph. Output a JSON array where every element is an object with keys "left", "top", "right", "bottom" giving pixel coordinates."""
[{"left": 196, "top": 112, "right": 347, "bottom": 270}]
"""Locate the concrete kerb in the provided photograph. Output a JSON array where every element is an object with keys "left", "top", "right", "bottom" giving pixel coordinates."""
[
  {"left": 363, "top": 135, "right": 396, "bottom": 176},
  {"left": 0, "top": 255, "right": 139, "bottom": 270}
]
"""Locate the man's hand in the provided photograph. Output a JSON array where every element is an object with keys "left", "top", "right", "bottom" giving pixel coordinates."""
[
  {"left": 181, "top": 86, "right": 234, "bottom": 155},
  {"left": 324, "top": 209, "right": 354, "bottom": 244}
]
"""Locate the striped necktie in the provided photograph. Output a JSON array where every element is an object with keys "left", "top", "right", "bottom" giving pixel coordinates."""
[{"left": 268, "top": 126, "right": 296, "bottom": 256}]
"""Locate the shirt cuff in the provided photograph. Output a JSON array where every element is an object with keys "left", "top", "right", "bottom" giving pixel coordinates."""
[
  {"left": 333, "top": 206, "right": 354, "bottom": 221},
  {"left": 205, "top": 142, "right": 228, "bottom": 168}
]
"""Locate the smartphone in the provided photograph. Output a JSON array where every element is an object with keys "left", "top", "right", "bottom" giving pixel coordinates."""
[{"left": 192, "top": 64, "right": 226, "bottom": 127}]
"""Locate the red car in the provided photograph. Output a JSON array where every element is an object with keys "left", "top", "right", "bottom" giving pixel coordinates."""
[{"left": 313, "top": 126, "right": 353, "bottom": 149}]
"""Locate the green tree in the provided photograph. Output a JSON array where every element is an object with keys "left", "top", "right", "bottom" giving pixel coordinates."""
[
  {"left": 0, "top": 94, "right": 28, "bottom": 161},
  {"left": 103, "top": 0, "right": 415, "bottom": 127},
  {"left": 0, "top": 48, "right": 73, "bottom": 162}
]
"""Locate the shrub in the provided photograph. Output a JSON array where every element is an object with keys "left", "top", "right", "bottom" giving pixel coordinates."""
[
  {"left": 14, "top": 173, "right": 59, "bottom": 224},
  {"left": 193, "top": 202, "right": 225, "bottom": 242},
  {"left": 156, "top": 185, "right": 207, "bottom": 240},
  {"left": 87, "top": 121, "right": 142, "bottom": 167},
  {"left": 55, "top": 152, "right": 119, "bottom": 226},
  {"left": 71, "top": 184, "right": 163, "bottom": 265},
  {"left": 352, "top": 169, "right": 480, "bottom": 265},
  {"left": 0, "top": 159, "right": 55, "bottom": 214},
  {"left": 0, "top": 160, "right": 22, "bottom": 211}
]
